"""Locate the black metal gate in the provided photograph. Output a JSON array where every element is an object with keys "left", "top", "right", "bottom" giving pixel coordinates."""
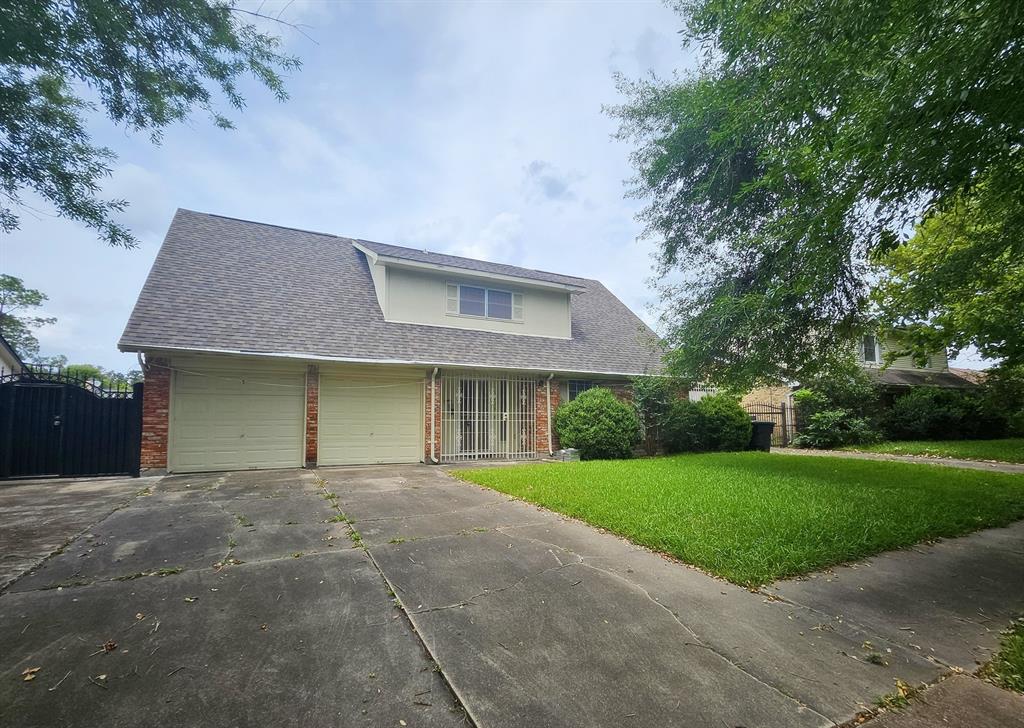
[
  {"left": 742, "top": 401, "right": 798, "bottom": 447},
  {"left": 0, "top": 371, "right": 142, "bottom": 479}
]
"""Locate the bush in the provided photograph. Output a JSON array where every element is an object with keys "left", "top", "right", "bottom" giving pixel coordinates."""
[
  {"left": 555, "top": 388, "right": 641, "bottom": 460},
  {"left": 792, "top": 363, "right": 883, "bottom": 448},
  {"left": 698, "top": 394, "right": 752, "bottom": 451},
  {"left": 631, "top": 376, "right": 685, "bottom": 455},
  {"left": 791, "top": 390, "right": 882, "bottom": 449},
  {"left": 980, "top": 365, "right": 1024, "bottom": 437},
  {"left": 882, "top": 386, "right": 1007, "bottom": 440},
  {"left": 661, "top": 399, "right": 706, "bottom": 453}
]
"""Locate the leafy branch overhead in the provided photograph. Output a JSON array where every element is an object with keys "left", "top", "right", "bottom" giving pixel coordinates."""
[
  {"left": 609, "top": 0, "right": 1024, "bottom": 386},
  {"left": 0, "top": 0, "right": 301, "bottom": 247}
]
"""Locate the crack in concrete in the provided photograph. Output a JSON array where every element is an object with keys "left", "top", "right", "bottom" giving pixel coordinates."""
[
  {"left": 1, "top": 484, "right": 151, "bottom": 596},
  {"left": 486, "top": 525, "right": 840, "bottom": 725}
]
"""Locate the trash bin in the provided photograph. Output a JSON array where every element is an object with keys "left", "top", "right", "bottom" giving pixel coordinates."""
[{"left": 748, "top": 421, "right": 775, "bottom": 452}]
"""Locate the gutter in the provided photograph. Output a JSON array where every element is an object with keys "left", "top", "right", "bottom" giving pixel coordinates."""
[
  {"left": 546, "top": 373, "right": 554, "bottom": 455},
  {"left": 429, "top": 367, "right": 439, "bottom": 464}
]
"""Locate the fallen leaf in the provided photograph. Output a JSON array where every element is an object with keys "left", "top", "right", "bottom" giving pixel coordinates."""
[
  {"left": 135, "top": 613, "right": 145, "bottom": 620},
  {"left": 22, "top": 667, "right": 41, "bottom": 681},
  {"left": 97, "top": 674, "right": 107, "bottom": 681},
  {"left": 102, "top": 640, "right": 117, "bottom": 653},
  {"left": 184, "top": 597, "right": 197, "bottom": 603}
]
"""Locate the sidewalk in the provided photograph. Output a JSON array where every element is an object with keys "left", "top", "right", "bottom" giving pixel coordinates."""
[
  {"left": 773, "top": 447, "right": 1024, "bottom": 474},
  {"left": 327, "top": 464, "right": 1024, "bottom": 728}
]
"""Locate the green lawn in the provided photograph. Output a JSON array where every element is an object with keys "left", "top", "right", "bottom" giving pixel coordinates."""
[
  {"left": 840, "top": 438, "right": 1024, "bottom": 464},
  {"left": 982, "top": 621, "right": 1024, "bottom": 693},
  {"left": 456, "top": 453, "right": 1024, "bottom": 587}
]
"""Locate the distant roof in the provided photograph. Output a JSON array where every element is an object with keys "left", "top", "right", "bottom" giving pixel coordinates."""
[
  {"left": 0, "top": 331, "right": 25, "bottom": 372},
  {"left": 948, "top": 367, "right": 988, "bottom": 385},
  {"left": 869, "top": 368, "right": 977, "bottom": 389},
  {"left": 119, "top": 210, "right": 661, "bottom": 376},
  {"left": 356, "top": 239, "right": 586, "bottom": 288}
]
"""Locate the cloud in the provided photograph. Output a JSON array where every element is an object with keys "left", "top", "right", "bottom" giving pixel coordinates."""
[
  {"left": 524, "top": 160, "right": 577, "bottom": 202},
  {"left": 10, "top": 1, "right": 688, "bottom": 370}
]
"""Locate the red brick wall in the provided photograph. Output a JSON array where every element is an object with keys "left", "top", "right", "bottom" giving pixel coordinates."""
[
  {"left": 535, "top": 377, "right": 561, "bottom": 455},
  {"left": 304, "top": 364, "right": 319, "bottom": 467},
  {"left": 140, "top": 356, "right": 171, "bottom": 471},
  {"left": 424, "top": 375, "right": 441, "bottom": 462}
]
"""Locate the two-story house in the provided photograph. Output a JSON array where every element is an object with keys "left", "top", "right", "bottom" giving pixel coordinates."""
[
  {"left": 855, "top": 332, "right": 978, "bottom": 392},
  {"left": 120, "top": 210, "right": 659, "bottom": 473}
]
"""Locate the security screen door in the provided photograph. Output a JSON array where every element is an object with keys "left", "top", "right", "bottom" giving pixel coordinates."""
[{"left": 440, "top": 374, "right": 537, "bottom": 462}]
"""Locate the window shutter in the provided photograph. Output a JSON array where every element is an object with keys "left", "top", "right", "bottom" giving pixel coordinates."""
[
  {"left": 446, "top": 284, "right": 459, "bottom": 314},
  {"left": 512, "top": 292, "right": 524, "bottom": 321}
]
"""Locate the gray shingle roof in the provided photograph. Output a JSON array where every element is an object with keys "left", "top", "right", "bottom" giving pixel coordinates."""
[
  {"left": 356, "top": 239, "right": 587, "bottom": 288},
  {"left": 869, "top": 368, "right": 977, "bottom": 388},
  {"left": 119, "top": 209, "right": 662, "bottom": 376}
]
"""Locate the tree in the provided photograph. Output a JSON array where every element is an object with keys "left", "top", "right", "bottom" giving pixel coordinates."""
[
  {"left": 872, "top": 183, "right": 1024, "bottom": 366},
  {"left": 0, "top": 274, "right": 55, "bottom": 361},
  {"left": 1, "top": 1, "right": 301, "bottom": 247},
  {"left": 64, "top": 363, "right": 143, "bottom": 388},
  {"left": 609, "top": 1, "right": 1024, "bottom": 387}
]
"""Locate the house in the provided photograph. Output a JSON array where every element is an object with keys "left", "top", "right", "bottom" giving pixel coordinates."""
[
  {"left": 0, "top": 333, "right": 25, "bottom": 376},
  {"left": 855, "top": 332, "right": 978, "bottom": 392},
  {"left": 119, "top": 210, "right": 660, "bottom": 474},
  {"left": 740, "top": 332, "right": 977, "bottom": 410}
]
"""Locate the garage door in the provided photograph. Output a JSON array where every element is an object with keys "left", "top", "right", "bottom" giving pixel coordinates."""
[
  {"left": 169, "top": 365, "right": 305, "bottom": 473},
  {"left": 319, "top": 375, "right": 422, "bottom": 465}
]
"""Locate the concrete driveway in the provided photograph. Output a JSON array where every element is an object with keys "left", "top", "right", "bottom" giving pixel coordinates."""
[
  {"left": 3, "top": 464, "right": 1023, "bottom": 728},
  {"left": 0, "top": 469, "right": 465, "bottom": 728},
  {"left": 326, "top": 464, "right": 1024, "bottom": 728}
]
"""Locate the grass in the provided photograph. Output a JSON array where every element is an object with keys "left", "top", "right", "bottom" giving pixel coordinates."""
[
  {"left": 455, "top": 452, "right": 1024, "bottom": 587},
  {"left": 981, "top": 620, "right": 1024, "bottom": 693},
  {"left": 840, "top": 438, "right": 1024, "bottom": 464}
]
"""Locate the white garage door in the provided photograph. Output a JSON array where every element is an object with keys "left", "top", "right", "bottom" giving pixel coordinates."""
[
  {"left": 319, "top": 374, "right": 422, "bottom": 465},
  {"left": 170, "top": 365, "right": 305, "bottom": 473}
]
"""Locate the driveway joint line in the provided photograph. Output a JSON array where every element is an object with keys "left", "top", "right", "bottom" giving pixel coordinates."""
[{"left": 315, "top": 469, "right": 478, "bottom": 728}]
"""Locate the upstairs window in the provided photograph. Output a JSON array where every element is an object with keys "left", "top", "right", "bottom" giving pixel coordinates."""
[
  {"left": 861, "top": 334, "right": 879, "bottom": 363},
  {"left": 447, "top": 283, "right": 523, "bottom": 321},
  {"left": 567, "top": 380, "right": 594, "bottom": 401}
]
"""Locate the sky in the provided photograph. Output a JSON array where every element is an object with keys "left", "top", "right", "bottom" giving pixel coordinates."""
[{"left": 1, "top": 0, "right": 987, "bottom": 372}]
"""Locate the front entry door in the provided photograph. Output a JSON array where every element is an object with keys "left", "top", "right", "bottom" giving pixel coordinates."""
[{"left": 439, "top": 374, "right": 536, "bottom": 462}]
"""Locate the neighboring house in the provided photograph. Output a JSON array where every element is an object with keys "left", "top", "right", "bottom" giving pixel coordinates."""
[
  {"left": 855, "top": 332, "right": 977, "bottom": 390},
  {"left": 0, "top": 333, "right": 25, "bottom": 376},
  {"left": 119, "top": 209, "right": 660, "bottom": 474},
  {"left": 740, "top": 332, "right": 977, "bottom": 409}
]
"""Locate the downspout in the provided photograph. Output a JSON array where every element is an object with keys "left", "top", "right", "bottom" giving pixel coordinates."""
[
  {"left": 430, "top": 367, "right": 439, "bottom": 464},
  {"left": 546, "top": 373, "right": 554, "bottom": 456}
]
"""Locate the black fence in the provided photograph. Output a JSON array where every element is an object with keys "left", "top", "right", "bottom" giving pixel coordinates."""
[
  {"left": 743, "top": 402, "right": 798, "bottom": 447},
  {"left": 0, "top": 370, "right": 142, "bottom": 479}
]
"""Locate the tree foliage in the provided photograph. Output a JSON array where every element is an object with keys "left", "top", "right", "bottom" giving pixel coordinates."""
[
  {"left": 609, "top": 0, "right": 1024, "bottom": 386},
  {"left": 872, "top": 183, "right": 1024, "bottom": 366},
  {"left": 0, "top": 0, "right": 300, "bottom": 247},
  {"left": 0, "top": 274, "right": 55, "bottom": 361}
]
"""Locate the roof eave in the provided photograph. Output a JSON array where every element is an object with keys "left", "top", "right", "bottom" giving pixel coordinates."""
[{"left": 352, "top": 242, "right": 585, "bottom": 293}]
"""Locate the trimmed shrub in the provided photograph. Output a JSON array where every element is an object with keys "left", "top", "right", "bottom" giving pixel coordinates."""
[
  {"left": 792, "top": 363, "right": 883, "bottom": 448},
  {"left": 661, "top": 399, "right": 706, "bottom": 453},
  {"left": 555, "top": 387, "right": 641, "bottom": 460},
  {"left": 791, "top": 390, "right": 881, "bottom": 449},
  {"left": 882, "top": 387, "right": 1006, "bottom": 440},
  {"left": 697, "top": 394, "right": 752, "bottom": 451}
]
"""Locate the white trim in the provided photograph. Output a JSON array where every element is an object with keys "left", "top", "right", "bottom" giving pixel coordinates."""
[
  {"left": 351, "top": 242, "right": 584, "bottom": 293},
  {"left": 383, "top": 318, "right": 561, "bottom": 338},
  {"left": 122, "top": 344, "right": 653, "bottom": 378}
]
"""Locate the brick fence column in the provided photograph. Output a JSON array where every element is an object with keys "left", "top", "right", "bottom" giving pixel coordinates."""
[
  {"left": 424, "top": 375, "right": 441, "bottom": 463},
  {"left": 305, "top": 364, "right": 319, "bottom": 468},
  {"left": 141, "top": 356, "right": 171, "bottom": 473},
  {"left": 535, "top": 377, "right": 561, "bottom": 455}
]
